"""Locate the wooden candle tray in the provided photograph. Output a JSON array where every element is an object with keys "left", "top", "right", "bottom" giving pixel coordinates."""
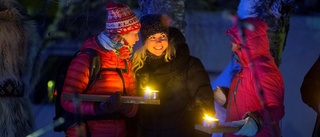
[
  {"left": 195, "top": 124, "right": 240, "bottom": 134},
  {"left": 62, "top": 93, "right": 160, "bottom": 105}
]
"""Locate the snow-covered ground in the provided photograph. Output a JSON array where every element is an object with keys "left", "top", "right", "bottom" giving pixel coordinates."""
[{"left": 31, "top": 104, "right": 64, "bottom": 137}]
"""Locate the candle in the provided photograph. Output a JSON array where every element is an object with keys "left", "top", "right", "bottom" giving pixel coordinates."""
[
  {"left": 203, "top": 114, "right": 219, "bottom": 128},
  {"left": 144, "top": 87, "right": 159, "bottom": 99}
]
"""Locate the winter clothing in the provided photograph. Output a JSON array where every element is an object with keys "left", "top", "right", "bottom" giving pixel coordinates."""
[
  {"left": 134, "top": 25, "right": 215, "bottom": 136},
  {"left": 301, "top": 55, "right": 320, "bottom": 137},
  {"left": 232, "top": 117, "right": 258, "bottom": 136},
  {"left": 211, "top": 55, "right": 240, "bottom": 137},
  {"left": 212, "top": 55, "right": 241, "bottom": 107},
  {"left": 94, "top": 92, "right": 122, "bottom": 115},
  {"left": 61, "top": 2, "right": 139, "bottom": 137},
  {"left": 140, "top": 14, "right": 169, "bottom": 44},
  {"left": 224, "top": 17, "right": 285, "bottom": 137},
  {"left": 97, "top": 32, "right": 133, "bottom": 59},
  {"left": 105, "top": 2, "right": 141, "bottom": 34},
  {"left": 61, "top": 36, "right": 138, "bottom": 137},
  {"left": 0, "top": 0, "right": 41, "bottom": 136}
]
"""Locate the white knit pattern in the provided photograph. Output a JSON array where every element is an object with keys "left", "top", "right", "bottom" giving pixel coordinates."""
[{"left": 105, "top": 5, "right": 141, "bottom": 34}]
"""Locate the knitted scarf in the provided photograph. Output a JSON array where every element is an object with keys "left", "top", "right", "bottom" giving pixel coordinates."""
[{"left": 97, "top": 32, "right": 132, "bottom": 59}]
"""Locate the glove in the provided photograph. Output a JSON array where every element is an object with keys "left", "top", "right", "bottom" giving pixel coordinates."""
[
  {"left": 94, "top": 92, "right": 122, "bottom": 115},
  {"left": 213, "top": 86, "right": 228, "bottom": 107},
  {"left": 231, "top": 117, "right": 258, "bottom": 136}
]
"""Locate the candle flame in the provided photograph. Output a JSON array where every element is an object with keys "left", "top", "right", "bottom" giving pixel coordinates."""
[
  {"left": 145, "top": 86, "right": 158, "bottom": 93},
  {"left": 203, "top": 114, "right": 219, "bottom": 121},
  {"left": 145, "top": 86, "right": 151, "bottom": 93}
]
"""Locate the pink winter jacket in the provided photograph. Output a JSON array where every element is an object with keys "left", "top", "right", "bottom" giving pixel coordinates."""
[
  {"left": 224, "top": 18, "right": 285, "bottom": 137},
  {"left": 61, "top": 36, "right": 137, "bottom": 137}
]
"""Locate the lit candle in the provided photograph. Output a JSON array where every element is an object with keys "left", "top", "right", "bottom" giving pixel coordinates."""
[
  {"left": 203, "top": 114, "right": 219, "bottom": 128},
  {"left": 144, "top": 87, "right": 159, "bottom": 99}
]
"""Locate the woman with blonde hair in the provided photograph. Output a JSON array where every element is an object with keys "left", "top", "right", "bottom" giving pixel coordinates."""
[{"left": 132, "top": 14, "right": 215, "bottom": 137}]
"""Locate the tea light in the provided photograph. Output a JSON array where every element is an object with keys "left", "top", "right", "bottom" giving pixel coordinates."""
[
  {"left": 144, "top": 87, "right": 159, "bottom": 99},
  {"left": 203, "top": 114, "right": 219, "bottom": 128}
]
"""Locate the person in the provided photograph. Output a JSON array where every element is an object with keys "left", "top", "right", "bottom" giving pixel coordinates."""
[
  {"left": 300, "top": 55, "right": 320, "bottom": 137},
  {"left": 132, "top": 14, "right": 215, "bottom": 137},
  {"left": 60, "top": 2, "right": 141, "bottom": 137},
  {"left": 215, "top": 17, "right": 285, "bottom": 137},
  {"left": 0, "top": 0, "right": 41, "bottom": 136}
]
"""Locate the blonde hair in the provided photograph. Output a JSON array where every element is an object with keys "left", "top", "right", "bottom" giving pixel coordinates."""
[{"left": 132, "top": 39, "right": 176, "bottom": 77}]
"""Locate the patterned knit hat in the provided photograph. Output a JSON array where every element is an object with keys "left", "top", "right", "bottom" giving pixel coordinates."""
[
  {"left": 105, "top": 2, "right": 141, "bottom": 34},
  {"left": 140, "top": 14, "right": 169, "bottom": 43}
]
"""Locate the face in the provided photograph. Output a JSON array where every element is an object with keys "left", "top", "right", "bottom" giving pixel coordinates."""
[
  {"left": 231, "top": 42, "right": 240, "bottom": 52},
  {"left": 122, "top": 29, "right": 140, "bottom": 47},
  {"left": 145, "top": 33, "right": 168, "bottom": 56}
]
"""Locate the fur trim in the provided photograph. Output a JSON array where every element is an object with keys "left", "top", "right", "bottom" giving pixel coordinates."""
[
  {"left": 0, "top": 0, "right": 41, "bottom": 95},
  {"left": 0, "top": 0, "right": 41, "bottom": 136},
  {"left": 0, "top": 98, "right": 34, "bottom": 136},
  {"left": 0, "top": 9, "right": 20, "bottom": 22}
]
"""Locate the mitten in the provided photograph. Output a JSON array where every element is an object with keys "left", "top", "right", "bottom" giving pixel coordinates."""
[
  {"left": 213, "top": 86, "right": 228, "bottom": 107},
  {"left": 231, "top": 117, "right": 258, "bottom": 136},
  {"left": 94, "top": 92, "right": 122, "bottom": 115}
]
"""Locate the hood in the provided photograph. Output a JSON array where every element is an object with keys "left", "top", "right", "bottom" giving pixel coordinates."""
[{"left": 226, "top": 17, "right": 271, "bottom": 65}]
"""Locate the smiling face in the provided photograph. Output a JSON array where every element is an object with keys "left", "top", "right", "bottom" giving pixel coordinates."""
[{"left": 145, "top": 33, "right": 168, "bottom": 56}]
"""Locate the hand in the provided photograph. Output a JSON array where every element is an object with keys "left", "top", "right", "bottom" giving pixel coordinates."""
[
  {"left": 231, "top": 117, "right": 258, "bottom": 136},
  {"left": 94, "top": 92, "right": 122, "bottom": 115},
  {"left": 213, "top": 86, "right": 228, "bottom": 106}
]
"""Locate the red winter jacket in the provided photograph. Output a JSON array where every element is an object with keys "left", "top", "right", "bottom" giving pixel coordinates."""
[
  {"left": 224, "top": 18, "right": 285, "bottom": 137},
  {"left": 61, "top": 36, "right": 137, "bottom": 137}
]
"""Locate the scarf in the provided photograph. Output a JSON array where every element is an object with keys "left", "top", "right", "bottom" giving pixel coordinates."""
[{"left": 97, "top": 32, "right": 133, "bottom": 59}]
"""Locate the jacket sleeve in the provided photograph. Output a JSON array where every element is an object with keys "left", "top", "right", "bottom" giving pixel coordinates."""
[
  {"left": 301, "top": 56, "right": 320, "bottom": 113},
  {"left": 61, "top": 53, "right": 95, "bottom": 115},
  {"left": 187, "top": 57, "right": 215, "bottom": 117},
  {"left": 251, "top": 63, "right": 285, "bottom": 129}
]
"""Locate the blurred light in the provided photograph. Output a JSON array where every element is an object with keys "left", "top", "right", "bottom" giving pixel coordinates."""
[
  {"left": 47, "top": 80, "right": 55, "bottom": 103},
  {"left": 47, "top": 80, "right": 54, "bottom": 88}
]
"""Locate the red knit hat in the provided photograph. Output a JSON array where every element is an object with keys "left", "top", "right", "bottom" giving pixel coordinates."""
[{"left": 105, "top": 2, "right": 141, "bottom": 34}]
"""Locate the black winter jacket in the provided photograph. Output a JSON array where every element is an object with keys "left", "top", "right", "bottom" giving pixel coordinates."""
[
  {"left": 301, "top": 55, "right": 320, "bottom": 137},
  {"left": 135, "top": 27, "right": 215, "bottom": 137}
]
